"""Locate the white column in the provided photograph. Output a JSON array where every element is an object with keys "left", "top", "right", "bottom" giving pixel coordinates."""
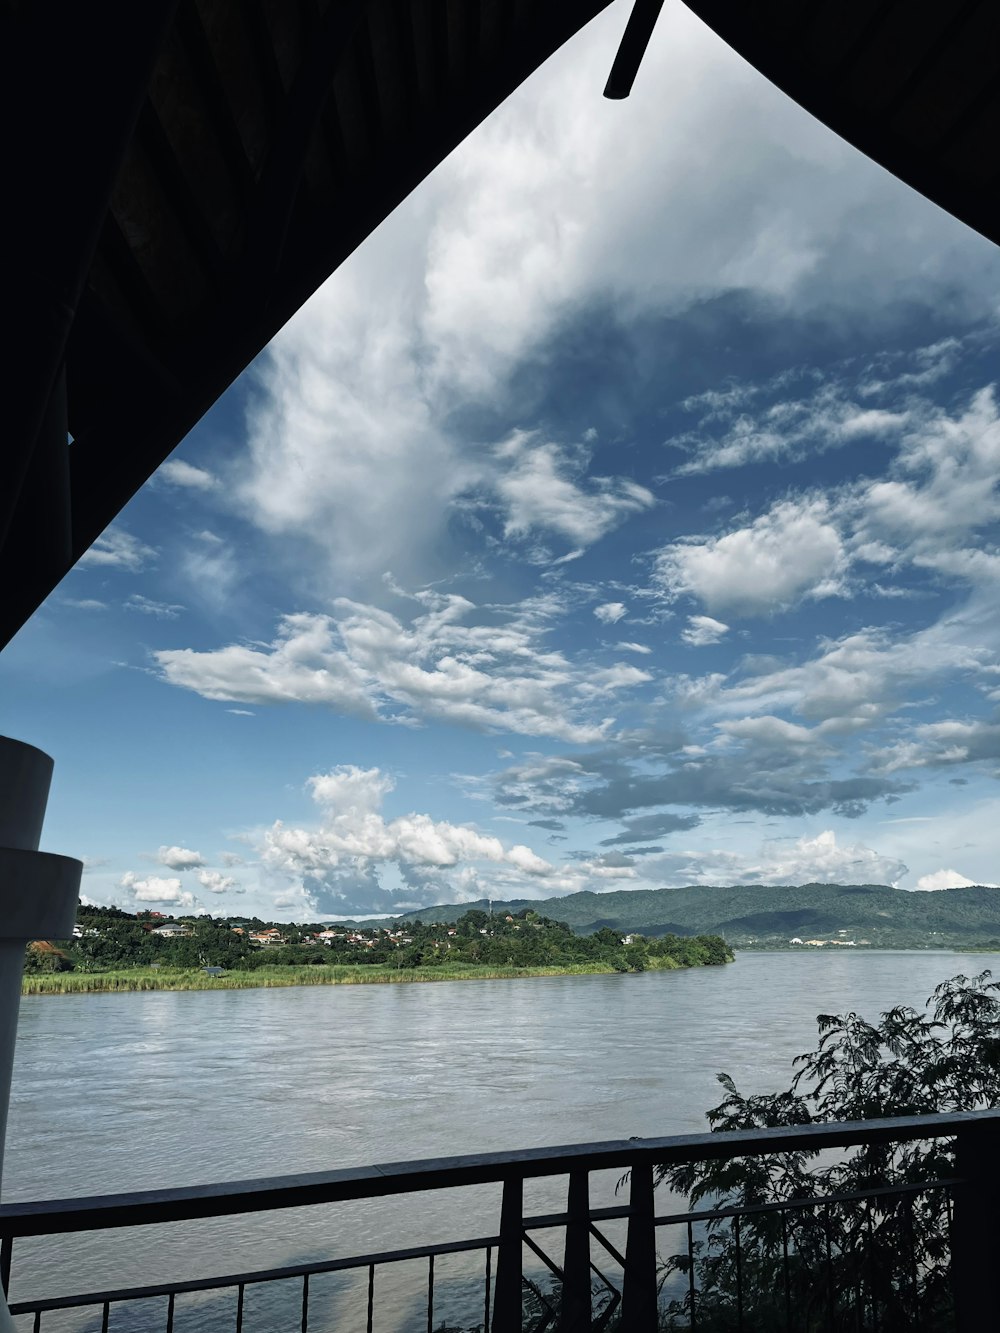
[{"left": 0, "top": 738, "right": 81, "bottom": 1330}]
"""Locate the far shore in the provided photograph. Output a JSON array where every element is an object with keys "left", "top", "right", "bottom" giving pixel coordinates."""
[{"left": 21, "top": 957, "right": 698, "bottom": 995}]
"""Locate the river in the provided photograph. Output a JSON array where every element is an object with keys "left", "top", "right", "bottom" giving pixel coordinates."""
[{"left": 5, "top": 951, "right": 996, "bottom": 1330}]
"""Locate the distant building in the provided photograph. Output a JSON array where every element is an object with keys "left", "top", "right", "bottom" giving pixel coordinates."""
[
  {"left": 201, "top": 966, "right": 224, "bottom": 977},
  {"left": 249, "top": 929, "right": 284, "bottom": 945},
  {"left": 151, "top": 922, "right": 190, "bottom": 938}
]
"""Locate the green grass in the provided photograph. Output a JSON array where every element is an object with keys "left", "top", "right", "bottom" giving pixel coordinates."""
[{"left": 22, "top": 956, "right": 684, "bottom": 995}]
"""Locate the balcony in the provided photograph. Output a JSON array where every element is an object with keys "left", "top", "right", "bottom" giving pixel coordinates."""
[{"left": 2, "top": 1108, "right": 997, "bottom": 1331}]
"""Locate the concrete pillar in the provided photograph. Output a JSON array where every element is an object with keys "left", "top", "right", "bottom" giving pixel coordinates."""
[{"left": 0, "top": 738, "right": 81, "bottom": 1330}]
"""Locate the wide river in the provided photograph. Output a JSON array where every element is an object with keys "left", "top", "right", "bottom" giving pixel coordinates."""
[{"left": 5, "top": 951, "right": 997, "bottom": 1331}]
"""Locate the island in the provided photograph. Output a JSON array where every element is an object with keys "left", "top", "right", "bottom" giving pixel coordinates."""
[{"left": 21, "top": 905, "right": 733, "bottom": 994}]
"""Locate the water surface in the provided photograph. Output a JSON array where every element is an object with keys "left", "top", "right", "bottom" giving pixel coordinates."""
[{"left": 6, "top": 951, "right": 992, "bottom": 1329}]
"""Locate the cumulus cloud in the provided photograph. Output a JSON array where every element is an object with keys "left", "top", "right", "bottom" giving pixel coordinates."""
[
  {"left": 119, "top": 871, "right": 196, "bottom": 907},
  {"left": 594, "top": 602, "right": 627, "bottom": 624},
  {"left": 656, "top": 498, "right": 845, "bottom": 617},
  {"left": 645, "top": 830, "right": 906, "bottom": 889},
  {"left": 663, "top": 364, "right": 1000, "bottom": 626},
  {"left": 682, "top": 615, "right": 729, "bottom": 646},
  {"left": 157, "top": 845, "right": 204, "bottom": 870},
  {"left": 258, "top": 765, "right": 553, "bottom": 916},
  {"left": 77, "top": 528, "right": 155, "bottom": 572},
  {"left": 156, "top": 591, "right": 649, "bottom": 743},
  {"left": 913, "top": 869, "right": 988, "bottom": 891},
  {"left": 197, "top": 870, "right": 240, "bottom": 894}
]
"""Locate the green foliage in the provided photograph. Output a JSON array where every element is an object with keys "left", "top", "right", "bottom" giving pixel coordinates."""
[
  {"left": 58, "top": 905, "right": 731, "bottom": 980},
  {"left": 655, "top": 972, "right": 1000, "bottom": 1331},
  {"left": 22, "top": 947, "right": 72, "bottom": 974},
  {"left": 66, "top": 915, "right": 255, "bottom": 971}
]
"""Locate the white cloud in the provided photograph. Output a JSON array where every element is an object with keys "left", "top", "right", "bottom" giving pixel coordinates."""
[
  {"left": 858, "top": 386, "right": 1000, "bottom": 556},
  {"left": 158, "top": 459, "right": 217, "bottom": 490},
  {"left": 651, "top": 371, "right": 1000, "bottom": 651},
  {"left": 197, "top": 870, "right": 239, "bottom": 893},
  {"left": 657, "top": 498, "right": 845, "bottom": 616},
  {"left": 616, "top": 641, "right": 652, "bottom": 654},
  {"left": 675, "top": 596, "right": 1000, "bottom": 730},
  {"left": 157, "top": 845, "right": 204, "bottom": 870},
  {"left": 125, "top": 594, "right": 185, "bottom": 620},
  {"left": 594, "top": 602, "right": 627, "bottom": 624},
  {"left": 674, "top": 374, "right": 909, "bottom": 476},
  {"left": 869, "top": 719, "right": 1000, "bottom": 774},
  {"left": 493, "top": 433, "right": 653, "bottom": 548},
  {"left": 179, "top": 533, "right": 240, "bottom": 614},
  {"left": 914, "top": 869, "right": 989, "bottom": 892},
  {"left": 157, "top": 613, "right": 375, "bottom": 717},
  {"left": 156, "top": 591, "right": 648, "bottom": 743},
  {"left": 77, "top": 528, "right": 156, "bottom": 572},
  {"left": 682, "top": 615, "right": 729, "bottom": 646},
  {"left": 119, "top": 871, "right": 196, "bottom": 906},
  {"left": 751, "top": 830, "right": 906, "bottom": 886},
  {"left": 649, "top": 829, "right": 906, "bottom": 889},
  {"left": 259, "top": 766, "right": 553, "bottom": 913},
  {"left": 717, "top": 715, "right": 819, "bottom": 748},
  {"left": 231, "top": 3, "right": 998, "bottom": 592}
]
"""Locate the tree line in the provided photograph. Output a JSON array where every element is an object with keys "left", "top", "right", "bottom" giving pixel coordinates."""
[{"left": 24, "top": 904, "right": 732, "bottom": 974}]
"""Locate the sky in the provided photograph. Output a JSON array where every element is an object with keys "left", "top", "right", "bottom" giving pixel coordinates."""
[{"left": 6, "top": 1, "right": 1000, "bottom": 921}]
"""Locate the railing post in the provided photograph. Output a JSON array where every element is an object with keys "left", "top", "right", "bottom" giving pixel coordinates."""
[
  {"left": 559, "top": 1170, "right": 591, "bottom": 1331},
  {"left": 951, "top": 1121, "right": 1000, "bottom": 1331},
  {"left": 621, "top": 1162, "right": 658, "bottom": 1333},
  {"left": 492, "top": 1175, "right": 523, "bottom": 1332}
]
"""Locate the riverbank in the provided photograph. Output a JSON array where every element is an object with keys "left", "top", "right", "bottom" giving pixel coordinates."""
[{"left": 21, "top": 955, "right": 704, "bottom": 994}]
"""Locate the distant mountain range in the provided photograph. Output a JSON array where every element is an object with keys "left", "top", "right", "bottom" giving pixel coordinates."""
[{"left": 397, "top": 883, "right": 1000, "bottom": 948}]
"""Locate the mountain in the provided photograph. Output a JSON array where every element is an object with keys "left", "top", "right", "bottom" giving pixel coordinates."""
[{"left": 397, "top": 883, "right": 1000, "bottom": 948}]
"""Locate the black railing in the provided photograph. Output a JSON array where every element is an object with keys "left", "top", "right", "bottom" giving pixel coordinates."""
[{"left": 2, "top": 1109, "right": 999, "bottom": 1331}]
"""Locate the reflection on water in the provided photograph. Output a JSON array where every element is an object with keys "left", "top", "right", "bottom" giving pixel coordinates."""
[{"left": 6, "top": 952, "right": 994, "bottom": 1328}]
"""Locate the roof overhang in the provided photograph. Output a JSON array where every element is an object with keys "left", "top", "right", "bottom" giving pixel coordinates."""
[{"left": 3, "top": 0, "right": 998, "bottom": 649}]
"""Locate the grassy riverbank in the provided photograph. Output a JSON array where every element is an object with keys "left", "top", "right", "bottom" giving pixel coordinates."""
[{"left": 21, "top": 956, "right": 695, "bottom": 995}]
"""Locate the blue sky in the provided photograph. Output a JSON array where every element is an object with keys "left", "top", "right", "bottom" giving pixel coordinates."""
[{"left": 7, "top": 2, "right": 1000, "bottom": 920}]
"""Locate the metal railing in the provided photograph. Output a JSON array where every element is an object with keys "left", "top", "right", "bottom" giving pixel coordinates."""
[{"left": 1, "top": 1109, "right": 999, "bottom": 1331}]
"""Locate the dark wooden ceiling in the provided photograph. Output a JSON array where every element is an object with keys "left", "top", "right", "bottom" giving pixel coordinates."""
[
  {"left": 686, "top": 0, "right": 1000, "bottom": 258},
  {"left": 3, "top": 0, "right": 999, "bottom": 650}
]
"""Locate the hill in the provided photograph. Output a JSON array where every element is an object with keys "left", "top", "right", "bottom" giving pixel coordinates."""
[{"left": 398, "top": 883, "right": 1000, "bottom": 949}]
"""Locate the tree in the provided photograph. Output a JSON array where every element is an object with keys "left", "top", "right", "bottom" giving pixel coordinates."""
[{"left": 654, "top": 971, "right": 1000, "bottom": 1331}]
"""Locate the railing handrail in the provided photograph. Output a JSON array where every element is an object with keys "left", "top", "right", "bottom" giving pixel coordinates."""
[
  {"left": 5, "top": 1175, "right": 964, "bottom": 1318},
  {"left": 1, "top": 1108, "right": 996, "bottom": 1239}
]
